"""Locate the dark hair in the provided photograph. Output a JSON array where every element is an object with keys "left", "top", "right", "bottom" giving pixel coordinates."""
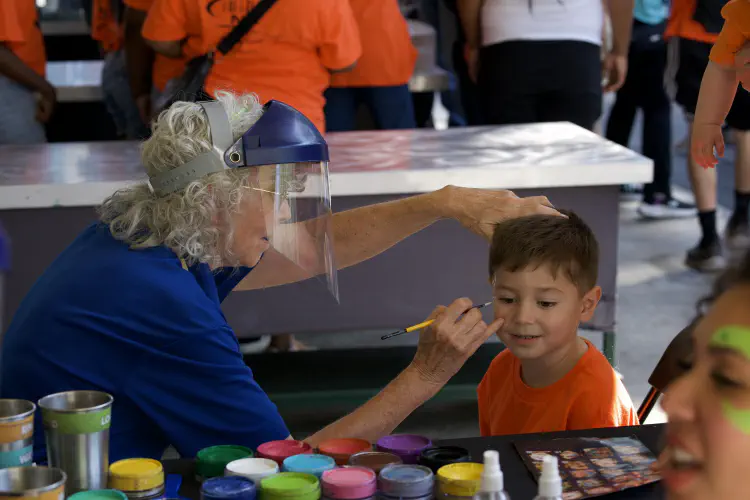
[
  {"left": 697, "top": 250, "right": 750, "bottom": 315},
  {"left": 489, "top": 210, "right": 598, "bottom": 294}
]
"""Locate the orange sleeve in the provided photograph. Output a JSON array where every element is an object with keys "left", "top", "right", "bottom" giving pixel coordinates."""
[
  {"left": 142, "top": 0, "right": 187, "bottom": 42},
  {"left": 317, "top": 0, "right": 362, "bottom": 71},
  {"left": 123, "top": 0, "right": 154, "bottom": 12},
  {"left": 0, "top": 2, "right": 25, "bottom": 43},
  {"left": 710, "top": 0, "right": 750, "bottom": 67},
  {"left": 91, "top": 0, "right": 122, "bottom": 52}
]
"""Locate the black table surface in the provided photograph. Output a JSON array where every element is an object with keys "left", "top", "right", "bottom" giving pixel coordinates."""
[{"left": 164, "top": 424, "right": 666, "bottom": 500}]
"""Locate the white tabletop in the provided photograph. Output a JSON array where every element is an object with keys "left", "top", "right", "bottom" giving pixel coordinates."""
[{"left": 0, "top": 123, "right": 652, "bottom": 210}]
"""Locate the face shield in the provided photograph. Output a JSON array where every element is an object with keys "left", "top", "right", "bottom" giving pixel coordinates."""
[{"left": 148, "top": 100, "right": 338, "bottom": 301}]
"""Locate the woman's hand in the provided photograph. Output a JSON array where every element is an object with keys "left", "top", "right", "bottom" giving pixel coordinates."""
[
  {"left": 408, "top": 298, "right": 504, "bottom": 387},
  {"left": 440, "top": 186, "right": 562, "bottom": 241}
]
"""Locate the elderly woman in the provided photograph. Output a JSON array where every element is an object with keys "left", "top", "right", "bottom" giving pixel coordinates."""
[
  {"left": 657, "top": 250, "right": 750, "bottom": 499},
  {"left": 0, "top": 92, "right": 558, "bottom": 463}
]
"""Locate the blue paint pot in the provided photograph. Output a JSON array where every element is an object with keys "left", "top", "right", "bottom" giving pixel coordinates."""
[
  {"left": 378, "top": 464, "right": 434, "bottom": 500},
  {"left": 282, "top": 454, "right": 336, "bottom": 478},
  {"left": 201, "top": 476, "right": 257, "bottom": 500}
]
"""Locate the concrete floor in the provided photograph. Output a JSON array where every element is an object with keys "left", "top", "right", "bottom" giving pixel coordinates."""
[{"left": 284, "top": 96, "right": 733, "bottom": 439}]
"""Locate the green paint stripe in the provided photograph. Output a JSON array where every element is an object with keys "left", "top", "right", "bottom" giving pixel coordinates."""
[
  {"left": 42, "top": 408, "right": 111, "bottom": 434},
  {"left": 709, "top": 325, "right": 750, "bottom": 359}
]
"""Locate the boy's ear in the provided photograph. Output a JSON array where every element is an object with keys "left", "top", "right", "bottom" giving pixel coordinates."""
[{"left": 579, "top": 285, "right": 602, "bottom": 322}]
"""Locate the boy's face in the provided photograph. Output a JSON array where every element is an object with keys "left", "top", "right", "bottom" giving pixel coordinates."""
[{"left": 491, "top": 264, "right": 601, "bottom": 361}]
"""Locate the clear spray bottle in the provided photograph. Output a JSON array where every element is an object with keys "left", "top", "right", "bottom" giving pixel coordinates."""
[
  {"left": 473, "top": 450, "right": 510, "bottom": 500},
  {"left": 533, "top": 455, "right": 563, "bottom": 500}
]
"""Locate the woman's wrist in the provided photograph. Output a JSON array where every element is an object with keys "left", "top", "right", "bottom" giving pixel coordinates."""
[{"left": 403, "top": 362, "right": 447, "bottom": 399}]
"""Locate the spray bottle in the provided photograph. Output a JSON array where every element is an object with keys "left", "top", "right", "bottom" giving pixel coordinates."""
[
  {"left": 473, "top": 450, "right": 510, "bottom": 500},
  {"left": 533, "top": 455, "right": 563, "bottom": 500}
]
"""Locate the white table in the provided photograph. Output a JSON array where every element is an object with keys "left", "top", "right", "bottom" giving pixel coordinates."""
[{"left": 0, "top": 123, "right": 652, "bottom": 365}]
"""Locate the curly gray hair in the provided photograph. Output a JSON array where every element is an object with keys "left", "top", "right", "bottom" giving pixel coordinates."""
[{"left": 98, "top": 92, "right": 264, "bottom": 267}]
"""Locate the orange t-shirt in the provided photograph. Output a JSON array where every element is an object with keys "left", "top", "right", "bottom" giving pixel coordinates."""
[
  {"left": 709, "top": 0, "right": 750, "bottom": 66},
  {"left": 142, "top": 0, "right": 362, "bottom": 132},
  {"left": 477, "top": 339, "right": 639, "bottom": 436},
  {"left": 329, "top": 0, "right": 416, "bottom": 88},
  {"left": 123, "top": 0, "right": 187, "bottom": 92},
  {"left": 0, "top": 0, "right": 46, "bottom": 77},
  {"left": 665, "top": 0, "right": 726, "bottom": 44},
  {"left": 92, "top": 0, "right": 123, "bottom": 52}
]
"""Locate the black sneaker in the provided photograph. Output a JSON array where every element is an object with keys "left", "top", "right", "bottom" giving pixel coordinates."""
[
  {"left": 726, "top": 217, "right": 750, "bottom": 251},
  {"left": 638, "top": 197, "right": 697, "bottom": 220},
  {"left": 685, "top": 240, "right": 726, "bottom": 272}
]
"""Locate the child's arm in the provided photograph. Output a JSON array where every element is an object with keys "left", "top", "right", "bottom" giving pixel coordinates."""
[{"left": 691, "top": 62, "right": 738, "bottom": 169}]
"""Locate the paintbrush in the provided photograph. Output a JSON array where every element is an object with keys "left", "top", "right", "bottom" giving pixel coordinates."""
[{"left": 381, "top": 301, "right": 493, "bottom": 340}]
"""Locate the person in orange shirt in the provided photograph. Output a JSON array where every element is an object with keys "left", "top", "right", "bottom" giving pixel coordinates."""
[
  {"left": 141, "top": 0, "right": 362, "bottom": 133},
  {"left": 91, "top": 0, "right": 150, "bottom": 138},
  {"left": 324, "top": 0, "right": 417, "bottom": 131},
  {"left": 693, "top": 0, "right": 750, "bottom": 168},
  {"left": 0, "top": 0, "right": 55, "bottom": 144},
  {"left": 477, "top": 211, "right": 638, "bottom": 436},
  {"left": 666, "top": 0, "right": 750, "bottom": 271},
  {"left": 122, "top": 0, "right": 187, "bottom": 124}
]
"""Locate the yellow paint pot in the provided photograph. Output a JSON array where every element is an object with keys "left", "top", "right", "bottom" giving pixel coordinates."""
[{"left": 436, "top": 463, "right": 483, "bottom": 497}]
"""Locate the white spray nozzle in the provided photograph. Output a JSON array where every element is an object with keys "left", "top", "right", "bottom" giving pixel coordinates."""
[
  {"left": 480, "top": 450, "right": 504, "bottom": 492},
  {"left": 539, "top": 455, "right": 563, "bottom": 497}
]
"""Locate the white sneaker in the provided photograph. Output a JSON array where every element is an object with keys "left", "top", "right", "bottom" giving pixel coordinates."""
[{"left": 638, "top": 198, "right": 697, "bottom": 220}]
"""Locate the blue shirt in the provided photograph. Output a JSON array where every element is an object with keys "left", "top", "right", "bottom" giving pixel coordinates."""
[
  {"left": 0, "top": 223, "right": 289, "bottom": 462},
  {"left": 634, "top": 0, "right": 669, "bottom": 25}
]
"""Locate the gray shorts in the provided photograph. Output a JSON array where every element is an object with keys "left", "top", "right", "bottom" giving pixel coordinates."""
[
  {"left": 101, "top": 50, "right": 150, "bottom": 139},
  {"left": 0, "top": 75, "right": 47, "bottom": 145}
]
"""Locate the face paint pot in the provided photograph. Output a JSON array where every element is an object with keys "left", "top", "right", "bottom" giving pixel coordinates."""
[
  {"left": 225, "top": 458, "right": 279, "bottom": 483},
  {"left": 320, "top": 467, "right": 376, "bottom": 500},
  {"left": 317, "top": 440, "right": 371, "bottom": 466},
  {"left": 282, "top": 455, "right": 336, "bottom": 478},
  {"left": 347, "top": 452, "right": 402, "bottom": 474},
  {"left": 0, "top": 400, "right": 35, "bottom": 469},
  {"left": 375, "top": 436, "right": 432, "bottom": 465},
  {"left": 38, "top": 390, "right": 113, "bottom": 495},
  {"left": 435, "top": 464, "right": 483, "bottom": 500},
  {"left": 69, "top": 490, "right": 129, "bottom": 500},
  {"left": 108, "top": 458, "right": 165, "bottom": 500},
  {"left": 257, "top": 441, "right": 313, "bottom": 467},
  {"left": 197, "top": 446, "right": 254, "bottom": 481},
  {"left": 201, "top": 476, "right": 257, "bottom": 500},
  {"left": 378, "top": 465, "right": 434, "bottom": 500},
  {"left": 259, "top": 472, "right": 321, "bottom": 500},
  {"left": 417, "top": 447, "right": 471, "bottom": 474},
  {"left": 0, "top": 465, "right": 66, "bottom": 500}
]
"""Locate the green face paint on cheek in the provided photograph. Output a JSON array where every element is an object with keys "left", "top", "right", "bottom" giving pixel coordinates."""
[{"left": 710, "top": 326, "right": 750, "bottom": 435}]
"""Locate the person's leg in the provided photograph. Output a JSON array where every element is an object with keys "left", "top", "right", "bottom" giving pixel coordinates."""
[
  {"left": 452, "top": 39, "right": 482, "bottom": 125},
  {"left": 638, "top": 42, "right": 696, "bottom": 218},
  {"left": 675, "top": 39, "right": 724, "bottom": 271},
  {"left": 604, "top": 56, "right": 639, "bottom": 148},
  {"left": 102, "top": 50, "right": 150, "bottom": 139},
  {"left": 724, "top": 86, "right": 750, "bottom": 251},
  {"left": 478, "top": 42, "right": 540, "bottom": 125},
  {"left": 0, "top": 75, "right": 47, "bottom": 145},
  {"left": 323, "top": 87, "right": 359, "bottom": 132},
  {"left": 365, "top": 85, "right": 417, "bottom": 130}
]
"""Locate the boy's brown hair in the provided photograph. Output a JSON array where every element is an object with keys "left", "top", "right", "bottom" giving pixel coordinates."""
[{"left": 489, "top": 210, "right": 599, "bottom": 294}]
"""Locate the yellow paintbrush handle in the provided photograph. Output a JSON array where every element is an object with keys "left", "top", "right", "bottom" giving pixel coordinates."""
[{"left": 404, "top": 319, "right": 436, "bottom": 333}]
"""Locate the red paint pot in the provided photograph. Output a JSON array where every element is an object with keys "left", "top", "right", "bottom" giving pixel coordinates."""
[
  {"left": 317, "top": 439, "right": 372, "bottom": 465},
  {"left": 256, "top": 440, "right": 313, "bottom": 466}
]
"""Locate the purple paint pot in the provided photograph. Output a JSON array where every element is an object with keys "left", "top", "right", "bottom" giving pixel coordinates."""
[{"left": 375, "top": 435, "right": 432, "bottom": 465}]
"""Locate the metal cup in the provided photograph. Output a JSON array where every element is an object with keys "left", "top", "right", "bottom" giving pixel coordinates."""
[
  {"left": 37, "top": 391, "right": 112, "bottom": 495},
  {"left": 0, "top": 465, "right": 66, "bottom": 500},
  {"left": 0, "top": 400, "right": 35, "bottom": 469}
]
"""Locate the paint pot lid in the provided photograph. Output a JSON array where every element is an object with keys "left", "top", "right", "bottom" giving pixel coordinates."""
[
  {"left": 436, "top": 463, "right": 483, "bottom": 497},
  {"left": 418, "top": 447, "right": 471, "bottom": 470},
  {"left": 348, "top": 452, "right": 402, "bottom": 472},
  {"left": 257, "top": 441, "right": 312, "bottom": 461},
  {"left": 378, "top": 464, "right": 434, "bottom": 497},
  {"left": 376, "top": 435, "right": 432, "bottom": 456},
  {"left": 68, "top": 490, "right": 129, "bottom": 500},
  {"left": 283, "top": 454, "right": 336, "bottom": 474},
  {"left": 226, "top": 458, "right": 279, "bottom": 477},
  {"left": 109, "top": 459, "right": 164, "bottom": 492},
  {"left": 260, "top": 472, "right": 320, "bottom": 497},
  {"left": 202, "top": 476, "right": 257, "bottom": 499},
  {"left": 321, "top": 467, "right": 376, "bottom": 499},
  {"left": 318, "top": 439, "right": 371, "bottom": 457}
]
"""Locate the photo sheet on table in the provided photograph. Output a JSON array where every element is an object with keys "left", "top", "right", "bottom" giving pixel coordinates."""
[{"left": 514, "top": 436, "right": 661, "bottom": 499}]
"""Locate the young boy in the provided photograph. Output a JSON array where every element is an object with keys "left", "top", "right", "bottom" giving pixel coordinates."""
[
  {"left": 692, "top": 0, "right": 750, "bottom": 169},
  {"left": 477, "top": 211, "right": 639, "bottom": 436}
]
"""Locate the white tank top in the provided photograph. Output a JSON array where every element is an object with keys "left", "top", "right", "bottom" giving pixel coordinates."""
[{"left": 481, "top": 0, "right": 604, "bottom": 47}]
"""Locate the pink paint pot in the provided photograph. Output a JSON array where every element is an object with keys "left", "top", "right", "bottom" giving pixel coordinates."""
[
  {"left": 320, "top": 467, "right": 376, "bottom": 500},
  {"left": 256, "top": 441, "right": 313, "bottom": 466}
]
